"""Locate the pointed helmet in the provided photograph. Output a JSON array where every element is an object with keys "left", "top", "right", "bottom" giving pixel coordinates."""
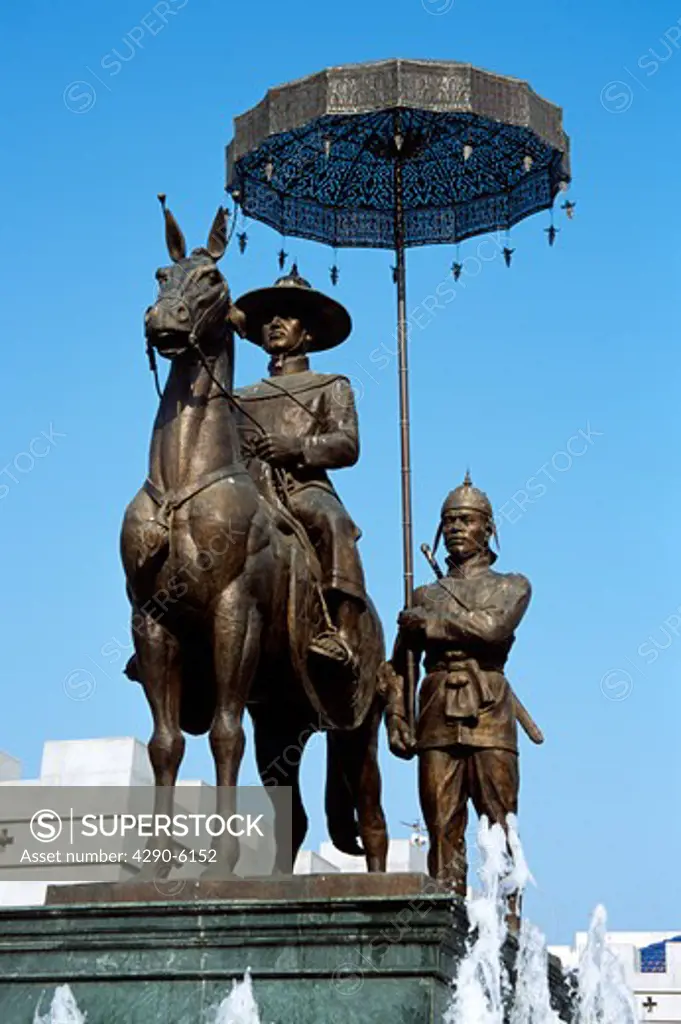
[{"left": 433, "top": 471, "right": 499, "bottom": 554}]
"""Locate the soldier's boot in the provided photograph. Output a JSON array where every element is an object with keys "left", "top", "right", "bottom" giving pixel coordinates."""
[{"left": 308, "top": 595, "right": 362, "bottom": 680}]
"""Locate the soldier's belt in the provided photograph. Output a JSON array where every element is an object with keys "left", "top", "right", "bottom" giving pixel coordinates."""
[{"left": 430, "top": 657, "right": 497, "bottom": 722}]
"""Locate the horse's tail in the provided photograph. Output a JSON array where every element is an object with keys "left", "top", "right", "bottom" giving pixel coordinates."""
[
  {"left": 323, "top": 598, "right": 386, "bottom": 857},
  {"left": 324, "top": 732, "right": 364, "bottom": 857}
]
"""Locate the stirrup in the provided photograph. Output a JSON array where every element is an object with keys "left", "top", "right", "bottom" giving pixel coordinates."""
[{"left": 308, "top": 630, "right": 358, "bottom": 673}]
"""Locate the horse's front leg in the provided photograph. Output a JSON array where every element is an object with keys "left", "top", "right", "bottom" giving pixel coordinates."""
[
  {"left": 132, "top": 607, "right": 185, "bottom": 878},
  {"left": 206, "top": 583, "right": 261, "bottom": 876}
]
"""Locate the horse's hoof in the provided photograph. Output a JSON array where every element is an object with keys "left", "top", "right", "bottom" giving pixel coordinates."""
[
  {"left": 135, "top": 863, "right": 173, "bottom": 884},
  {"left": 200, "top": 864, "right": 236, "bottom": 882}
]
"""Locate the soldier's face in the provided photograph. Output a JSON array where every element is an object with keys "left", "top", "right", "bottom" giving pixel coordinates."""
[
  {"left": 442, "top": 509, "right": 490, "bottom": 561},
  {"left": 262, "top": 316, "right": 310, "bottom": 354}
]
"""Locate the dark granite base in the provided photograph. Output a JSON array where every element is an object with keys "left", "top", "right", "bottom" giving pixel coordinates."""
[
  {"left": 0, "top": 874, "right": 573, "bottom": 1023},
  {"left": 44, "top": 871, "right": 449, "bottom": 905}
]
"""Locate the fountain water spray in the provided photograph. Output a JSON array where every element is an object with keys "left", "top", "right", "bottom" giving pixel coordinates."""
[
  {"left": 33, "top": 985, "right": 86, "bottom": 1024},
  {"left": 445, "top": 816, "right": 638, "bottom": 1024},
  {"left": 510, "top": 920, "right": 561, "bottom": 1024},
  {"left": 446, "top": 815, "right": 529, "bottom": 1024},
  {"left": 576, "top": 905, "right": 637, "bottom": 1024},
  {"left": 210, "top": 969, "right": 263, "bottom": 1024}
]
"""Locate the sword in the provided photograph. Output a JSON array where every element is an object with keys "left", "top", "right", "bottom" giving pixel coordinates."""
[{"left": 419, "top": 543, "right": 544, "bottom": 745}]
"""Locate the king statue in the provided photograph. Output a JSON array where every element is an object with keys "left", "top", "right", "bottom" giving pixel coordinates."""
[
  {"left": 233, "top": 267, "right": 367, "bottom": 677},
  {"left": 383, "top": 474, "right": 542, "bottom": 897}
]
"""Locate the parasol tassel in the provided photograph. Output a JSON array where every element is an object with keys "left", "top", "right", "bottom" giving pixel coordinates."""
[
  {"left": 278, "top": 248, "right": 288, "bottom": 270},
  {"left": 561, "top": 200, "right": 576, "bottom": 220},
  {"left": 503, "top": 247, "right": 515, "bottom": 268},
  {"left": 237, "top": 231, "right": 248, "bottom": 254},
  {"left": 330, "top": 265, "right": 339, "bottom": 286},
  {"left": 451, "top": 261, "right": 463, "bottom": 281},
  {"left": 157, "top": 194, "right": 186, "bottom": 263},
  {"left": 545, "top": 225, "right": 559, "bottom": 247}
]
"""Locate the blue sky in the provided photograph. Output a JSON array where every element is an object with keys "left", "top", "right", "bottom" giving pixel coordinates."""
[{"left": 1, "top": 0, "right": 680, "bottom": 942}]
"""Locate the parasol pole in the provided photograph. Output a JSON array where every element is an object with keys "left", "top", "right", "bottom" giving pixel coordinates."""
[
  {"left": 393, "top": 127, "right": 416, "bottom": 738},
  {"left": 394, "top": 174, "right": 413, "bottom": 607}
]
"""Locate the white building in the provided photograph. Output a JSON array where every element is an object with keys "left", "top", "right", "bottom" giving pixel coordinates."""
[
  {"left": 0, "top": 738, "right": 206, "bottom": 906},
  {"left": 550, "top": 931, "right": 681, "bottom": 1022},
  {"left": 0, "top": 738, "right": 426, "bottom": 907},
  {"left": 295, "top": 838, "right": 427, "bottom": 875}
]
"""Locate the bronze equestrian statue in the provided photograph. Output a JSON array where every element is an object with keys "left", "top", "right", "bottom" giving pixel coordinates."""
[
  {"left": 383, "top": 474, "right": 541, "bottom": 896},
  {"left": 121, "top": 199, "right": 387, "bottom": 874}
]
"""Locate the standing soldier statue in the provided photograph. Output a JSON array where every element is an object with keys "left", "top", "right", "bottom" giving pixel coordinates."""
[
  {"left": 234, "top": 267, "right": 367, "bottom": 678},
  {"left": 383, "top": 474, "right": 543, "bottom": 895}
]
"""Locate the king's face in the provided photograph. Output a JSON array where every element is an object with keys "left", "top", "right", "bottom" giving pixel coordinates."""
[{"left": 262, "top": 316, "right": 308, "bottom": 354}]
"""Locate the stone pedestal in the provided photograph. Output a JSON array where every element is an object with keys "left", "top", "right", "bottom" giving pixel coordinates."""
[{"left": 0, "top": 875, "right": 572, "bottom": 1023}]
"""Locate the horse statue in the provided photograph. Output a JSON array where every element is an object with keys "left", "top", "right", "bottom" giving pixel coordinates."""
[{"left": 121, "top": 198, "right": 388, "bottom": 875}]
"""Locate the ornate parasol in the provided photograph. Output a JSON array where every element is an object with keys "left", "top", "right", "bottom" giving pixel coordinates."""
[{"left": 226, "top": 58, "right": 571, "bottom": 626}]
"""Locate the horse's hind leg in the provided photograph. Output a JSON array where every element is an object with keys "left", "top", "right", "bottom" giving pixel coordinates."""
[{"left": 252, "top": 707, "right": 314, "bottom": 873}]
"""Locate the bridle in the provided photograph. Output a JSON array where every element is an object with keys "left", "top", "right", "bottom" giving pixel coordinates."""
[
  {"left": 146, "top": 283, "right": 320, "bottom": 549},
  {"left": 146, "top": 281, "right": 264, "bottom": 435}
]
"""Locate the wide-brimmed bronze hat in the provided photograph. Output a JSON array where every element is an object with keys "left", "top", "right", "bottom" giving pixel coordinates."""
[{"left": 235, "top": 265, "right": 352, "bottom": 351}]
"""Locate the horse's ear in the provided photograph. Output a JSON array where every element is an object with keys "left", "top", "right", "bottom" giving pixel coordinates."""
[
  {"left": 157, "top": 193, "right": 186, "bottom": 263},
  {"left": 206, "top": 206, "right": 228, "bottom": 261}
]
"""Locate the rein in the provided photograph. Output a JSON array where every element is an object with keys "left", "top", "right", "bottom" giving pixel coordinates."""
[
  {"left": 186, "top": 332, "right": 324, "bottom": 576},
  {"left": 146, "top": 296, "right": 314, "bottom": 548},
  {"left": 261, "top": 374, "right": 355, "bottom": 446}
]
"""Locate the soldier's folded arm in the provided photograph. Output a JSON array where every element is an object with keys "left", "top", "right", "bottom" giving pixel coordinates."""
[
  {"left": 297, "top": 376, "right": 360, "bottom": 469},
  {"left": 423, "top": 574, "right": 532, "bottom": 644}
]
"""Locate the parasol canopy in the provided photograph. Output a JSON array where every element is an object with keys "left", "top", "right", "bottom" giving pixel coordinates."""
[
  {"left": 227, "top": 58, "right": 571, "bottom": 250},
  {"left": 226, "top": 59, "right": 571, "bottom": 716}
]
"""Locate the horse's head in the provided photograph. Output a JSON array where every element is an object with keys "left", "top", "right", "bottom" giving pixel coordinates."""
[{"left": 145, "top": 197, "right": 245, "bottom": 359}]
